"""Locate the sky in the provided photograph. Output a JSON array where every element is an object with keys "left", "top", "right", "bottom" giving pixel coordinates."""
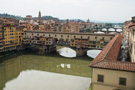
[{"left": 0, "top": 0, "right": 135, "bottom": 23}]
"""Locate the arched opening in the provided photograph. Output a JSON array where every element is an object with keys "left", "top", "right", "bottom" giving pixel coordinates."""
[
  {"left": 65, "top": 39, "right": 70, "bottom": 46},
  {"left": 58, "top": 38, "right": 64, "bottom": 46},
  {"left": 53, "top": 38, "right": 58, "bottom": 45},
  {"left": 108, "top": 28, "right": 115, "bottom": 31},
  {"left": 102, "top": 28, "right": 107, "bottom": 31},
  {"left": 87, "top": 49, "right": 102, "bottom": 58},
  {"left": 57, "top": 47, "right": 76, "bottom": 58},
  {"left": 116, "top": 29, "right": 122, "bottom": 32}
]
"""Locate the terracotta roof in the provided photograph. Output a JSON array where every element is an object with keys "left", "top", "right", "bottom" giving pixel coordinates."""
[
  {"left": 128, "top": 23, "right": 135, "bottom": 28},
  {"left": 3, "top": 22, "right": 15, "bottom": 24},
  {"left": 132, "top": 26, "right": 135, "bottom": 29},
  {"left": 20, "top": 24, "right": 26, "bottom": 27},
  {"left": 89, "top": 34, "right": 135, "bottom": 72}
]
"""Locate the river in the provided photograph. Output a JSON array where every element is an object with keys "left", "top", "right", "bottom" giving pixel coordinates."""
[{"left": 0, "top": 48, "right": 93, "bottom": 90}]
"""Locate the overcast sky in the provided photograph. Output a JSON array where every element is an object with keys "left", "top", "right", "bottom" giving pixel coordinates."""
[{"left": 0, "top": 0, "right": 135, "bottom": 22}]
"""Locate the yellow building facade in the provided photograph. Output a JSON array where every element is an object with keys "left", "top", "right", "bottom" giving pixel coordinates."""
[
  {"left": 3, "top": 22, "right": 17, "bottom": 49},
  {"left": 92, "top": 68, "right": 135, "bottom": 90},
  {"left": 0, "top": 23, "right": 3, "bottom": 52},
  {"left": 0, "top": 21, "right": 24, "bottom": 52}
]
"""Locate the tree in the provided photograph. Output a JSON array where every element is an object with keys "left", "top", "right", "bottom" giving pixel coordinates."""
[{"left": 105, "top": 23, "right": 113, "bottom": 27}]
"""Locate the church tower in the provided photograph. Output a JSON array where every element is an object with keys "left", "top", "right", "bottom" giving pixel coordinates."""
[
  {"left": 38, "top": 11, "right": 41, "bottom": 21},
  {"left": 66, "top": 19, "right": 69, "bottom": 26},
  {"left": 87, "top": 18, "right": 90, "bottom": 23}
]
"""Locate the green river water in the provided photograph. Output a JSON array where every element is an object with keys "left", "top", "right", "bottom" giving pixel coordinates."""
[{"left": 0, "top": 51, "right": 93, "bottom": 90}]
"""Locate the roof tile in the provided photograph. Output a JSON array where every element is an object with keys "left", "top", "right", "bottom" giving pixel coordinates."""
[{"left": 89, "top": 34, "right": 135, "bottom": 72}]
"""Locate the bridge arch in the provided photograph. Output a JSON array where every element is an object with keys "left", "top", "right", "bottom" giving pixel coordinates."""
[
  {"left": 116, "top": 28, "right": 122, "bottom": 32},
  {"left": 108, "top": 28, "right": 115, "bottom": 31},
  {"left": 87, "top": 49, "right": 102, "bottom": 58},
  {"left": 102, "top": 28, "right": 107, "bottom": 31},
  {"left": 57, "top": 46, "right": 76, "bottom": 58}
]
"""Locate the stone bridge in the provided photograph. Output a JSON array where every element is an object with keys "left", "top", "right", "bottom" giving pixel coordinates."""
[
  {"left": 23, "top": 30, "right": 115, "bottom": 56},
  {"left": 93, "top": 27, "right": 123, "bottom": 33}
]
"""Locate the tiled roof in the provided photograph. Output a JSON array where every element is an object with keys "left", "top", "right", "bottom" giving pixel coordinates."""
[
  {"left": 3, "top": 22, "right": 15, "bottom": 24},
  {"left": 128, "top": 23, "right": 135, "bottom": 28},
  {"left": 132, "top": 26, "right": 135, "bottom": 29},
  {"left": 89, "top": 34, "right": 135, "bottom": 72}
]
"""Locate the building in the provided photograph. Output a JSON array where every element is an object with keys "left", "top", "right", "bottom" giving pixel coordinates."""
[
  {"left": 70, "top": 38, "right": 89, "bottom": 48},
  {"left": 38, "top": 11, "right": 41, "bottom": 21},
  {"left": 24, "top": 30, "right": 114, "bottom": 48},
  {"left": 69, "top": 21, "right": 80, "bottom": 33},
  {"left": 89, "top": 34, "right": 135, "bottom": 90},
  {"left": 40, "top": 37, "right": 53, "bottom": 45},
  {"left": 0, "top": 21, "right": 3, "bottom": 52},
  {"left": 128, "top": 16, "right": 135, "bottom": 62},
  {"left": 26, "top": 15, "right": 32, "bottom": 20},
  {"left": 3, "top": 22, "right": 17, "bottom": 50},
  {"left": 70, "top": 37, "right": 108, "bottom": 49},
  {"left": 0, "top": 18, "right": 25, "bottom": 52},
  {"left": 123, "top": 21, "right": 131, "bottom": 42}
]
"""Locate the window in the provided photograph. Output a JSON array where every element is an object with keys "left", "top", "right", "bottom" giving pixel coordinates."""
[
  {"left": 74, "top": 36, "right": 76, "bottom": 38},
  {"left": 32, "top": 33, "right": 33, "bottom": 35},
  {"left": 49, "top": 34, "right": 51, "bottom": 37},
  {"left": 67, "top": 35, "right": 69, "bottom": 37},
  {"left": 110, "top": 37, "right": 112, "bottom": 40},
  {"left": 81, "top": 36, "right": 83, "bottom": 38},
  {"left": 55, "top": 35, "right": 57, "bottom": 37},
  {"left": 119, "top": 77, "right": 126, "bottom": 85},
  {"left": 43, "top": 34, "right": 45, "bottom": 36},
  {"left": 88, "top": 37, "right": 90, "bottom": 39},
  {"left": 61, "top": 35, "right": 63, "bottom": 37},
  {"left": 97, "top": 74, "right": 104, "bottom": 82},
  {"left": 102, "top": 37, "right": 104, "bottom": 40},
  {"left": 37, "top": 34, "right": 39, "bottom": 36},
  {"left": 95, "top": 37, "right": 97, "bottom": 39}
]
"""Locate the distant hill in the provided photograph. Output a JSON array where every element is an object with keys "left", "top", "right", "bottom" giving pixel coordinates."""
[
  {"left": 0, "top": 13, "right": 60, "bottom": 21},
  {"left": 41, "top": 16, "right": 59, "bottom": 21},
  {"left": 0, "top": 13, "right": 24, "bottom": 20},
  {"left": 0, "top": 13, "right": 84, "bottom": 22}
]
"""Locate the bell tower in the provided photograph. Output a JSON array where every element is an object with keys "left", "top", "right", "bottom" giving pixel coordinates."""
[{"left": 38, "top": 11, "right": 41, "bottom": 21}]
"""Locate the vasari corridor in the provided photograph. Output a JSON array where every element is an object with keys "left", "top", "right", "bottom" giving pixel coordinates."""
[{"left": 0, "top": 0, "right": 135, "bottom": 90}]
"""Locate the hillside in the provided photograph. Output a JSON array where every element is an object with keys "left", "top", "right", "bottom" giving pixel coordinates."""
[
  {"left": 0, "top": 13, "right": 24, "bottom": 20},
  {"left": 0, "top": 13, "right": 60, "bottom": 21}
]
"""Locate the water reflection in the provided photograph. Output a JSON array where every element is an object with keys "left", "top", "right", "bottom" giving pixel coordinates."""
[
  {"left": 4, "top": 70, "right": 91, "bottom": 90},
  {"left": 0, "top": 54, "right": 92, "bottom": 90},
  {"left": 57, "top": 47, "right": 76, "bottom": 58},
  {"left": 57, "top": 64, "right": 71, "bottom": 69}
]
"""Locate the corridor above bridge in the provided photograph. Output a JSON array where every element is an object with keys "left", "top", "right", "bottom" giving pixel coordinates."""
[{"left": 23, "top": 30, "right": 115, "bottom": 49}]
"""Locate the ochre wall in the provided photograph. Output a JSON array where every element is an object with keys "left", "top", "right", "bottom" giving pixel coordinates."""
[{"left": 91, "top": 68, "right": 135, "bottom": 90}]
